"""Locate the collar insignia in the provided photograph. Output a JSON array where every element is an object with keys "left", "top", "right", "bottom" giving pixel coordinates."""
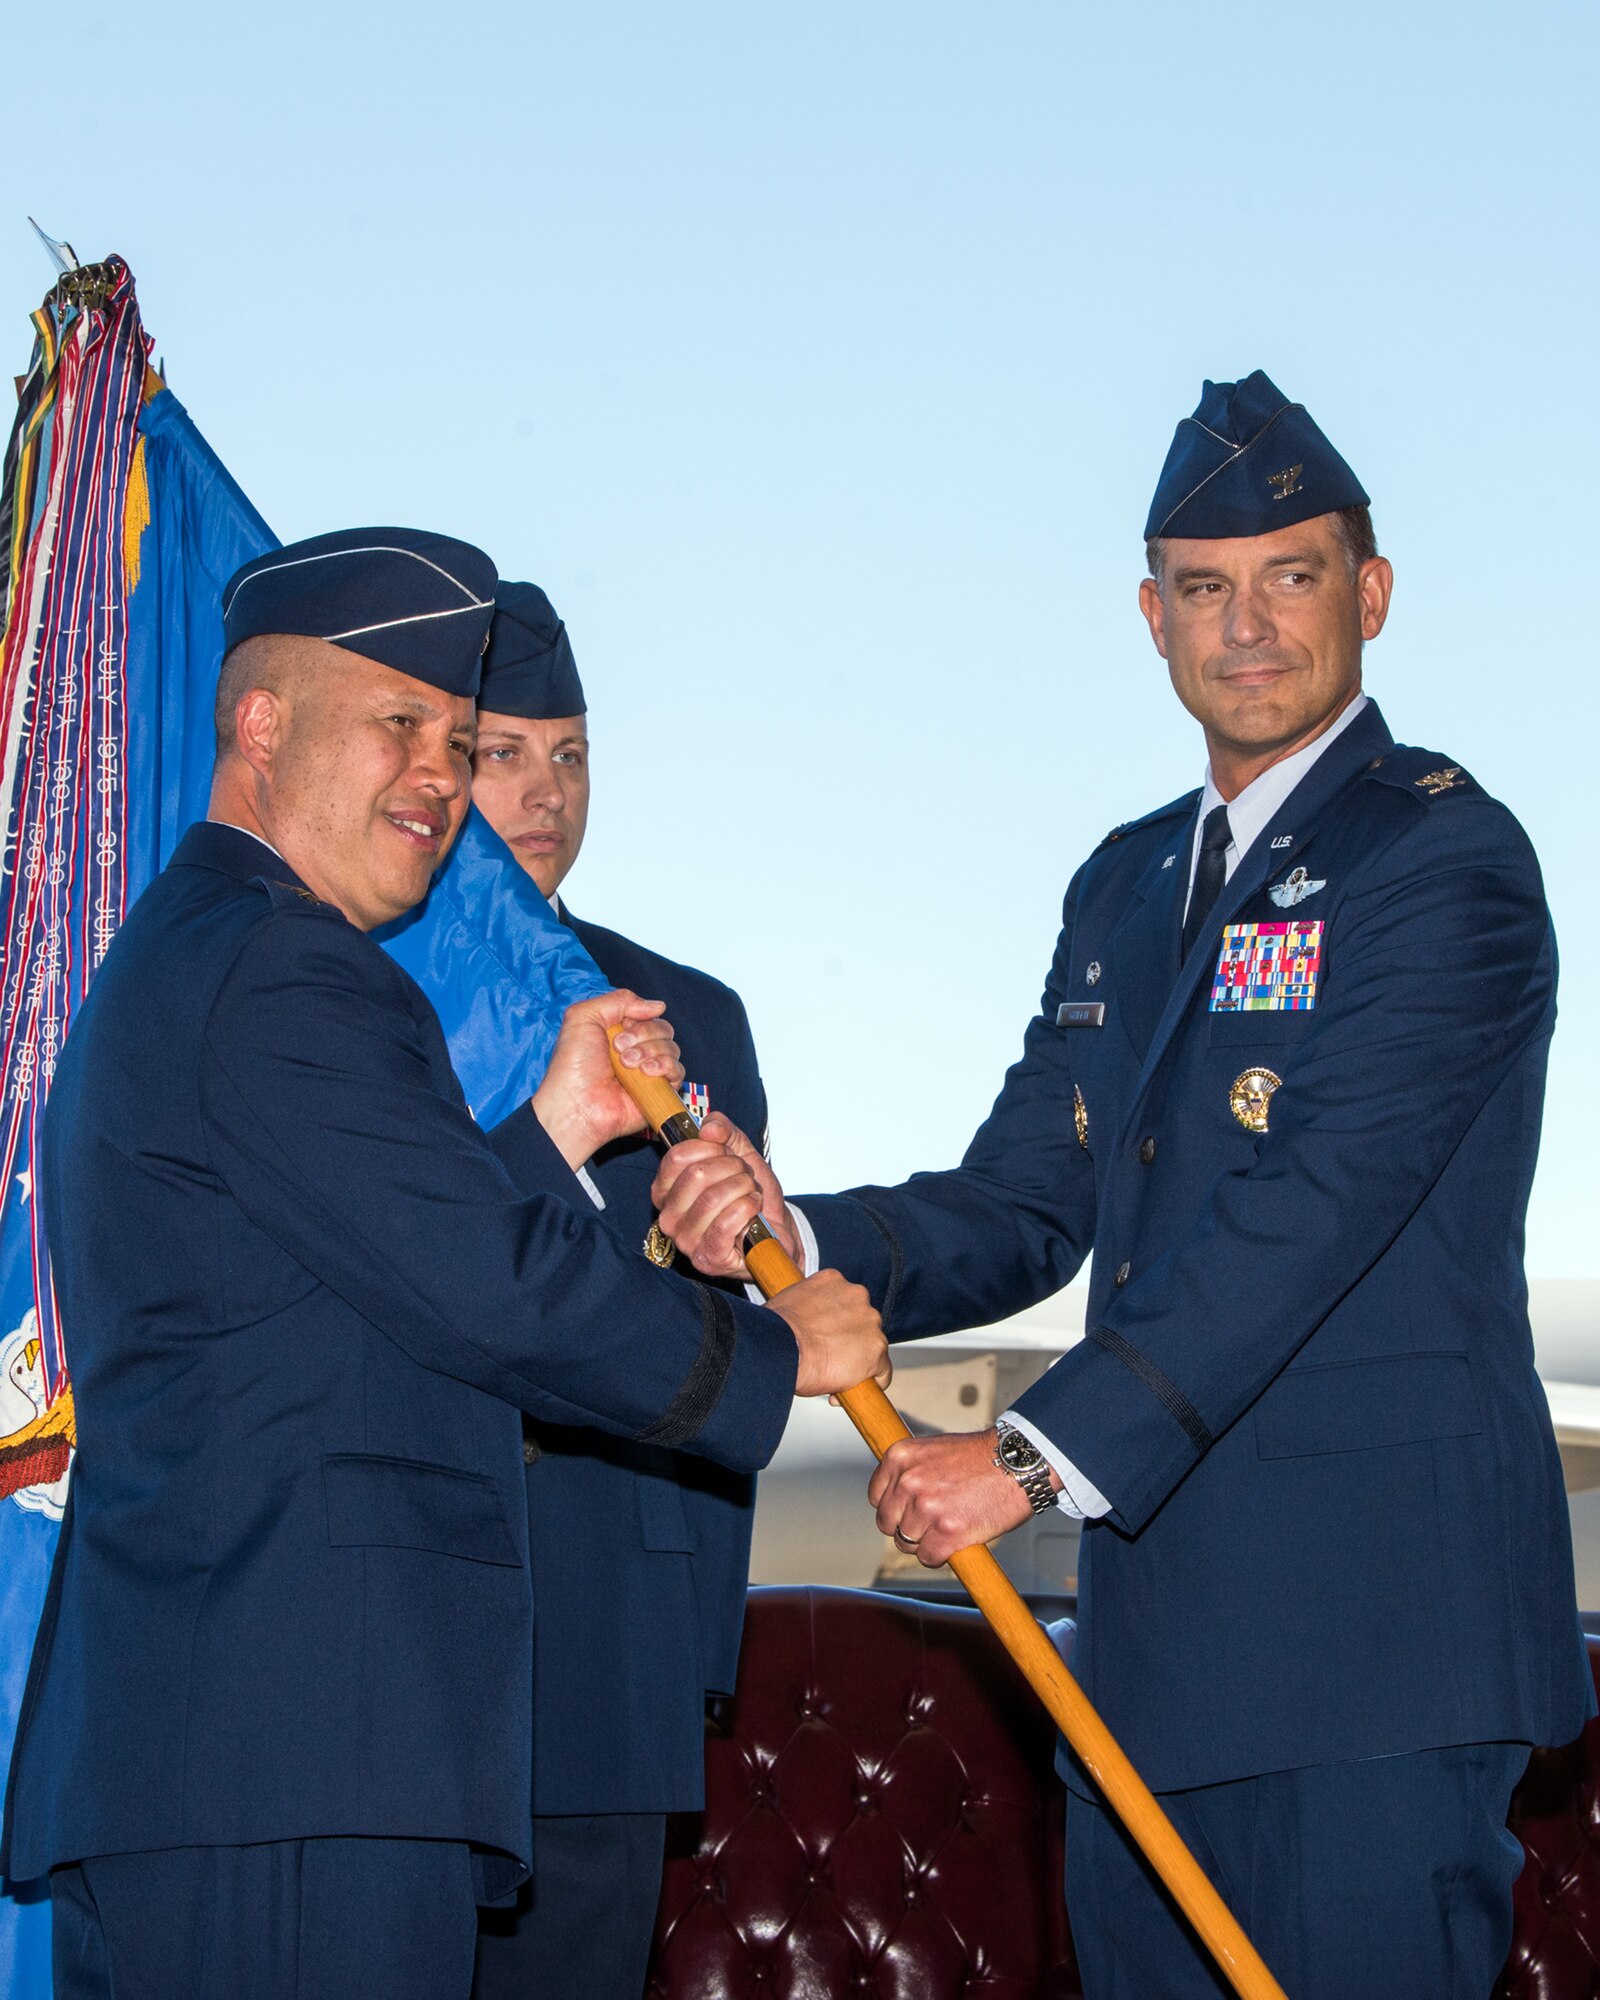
[{"left": 1414, "top": 767, "right": 1463, "bottom": 796}]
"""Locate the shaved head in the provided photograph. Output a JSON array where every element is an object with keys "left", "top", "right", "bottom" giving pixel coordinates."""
[{"left": 213, "top": 634, "right": 326, "bottom": 759}]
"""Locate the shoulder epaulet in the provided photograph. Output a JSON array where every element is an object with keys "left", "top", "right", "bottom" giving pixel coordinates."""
[
  {"left": 1094, "top": 788, "right": 1201, "bottom": 853},
  {"left": 254, "top": 875, "right": 340, "bottom": 916},
  {"left": 1360, "top": 747, "right": 1482, "bottom": 804}
]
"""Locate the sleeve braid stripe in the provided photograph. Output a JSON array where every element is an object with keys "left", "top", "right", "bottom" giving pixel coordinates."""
[
  {"left": 1088, "top": 1324, "right": 1214, "bottom": 1455},
  {"left": 638, "top": 1286, "right": 738, "bottom": 1447}
]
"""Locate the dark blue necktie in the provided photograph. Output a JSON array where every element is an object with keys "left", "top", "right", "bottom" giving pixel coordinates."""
[{"left": 1181, "top": 804, "right": 1232, "bottom": 962}]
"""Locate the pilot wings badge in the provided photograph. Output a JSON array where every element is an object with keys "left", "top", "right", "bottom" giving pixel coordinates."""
[{"left": 1268, "top": 866, "right": 1326, "bottom": 909}]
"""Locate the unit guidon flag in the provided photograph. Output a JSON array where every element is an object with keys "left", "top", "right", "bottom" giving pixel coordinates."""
[{"left": 0, "top": 256, "right": 274, "bottom": 1994}]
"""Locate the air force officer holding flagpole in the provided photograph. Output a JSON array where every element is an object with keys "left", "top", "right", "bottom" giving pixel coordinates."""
[
  {"left": 2, "top": 529, "right": 886, "bottom": 2000},
  {"left": 466, "top": 582, "right": 782, "bottom": 2000},
  {"left": 654, "top": 376, "right": 1593, "bottom": 1998}
]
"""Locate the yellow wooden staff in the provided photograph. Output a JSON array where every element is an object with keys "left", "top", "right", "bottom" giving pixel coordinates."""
[{"left": 610, "top": 1037, "right": 1289, "bottom": 2000}]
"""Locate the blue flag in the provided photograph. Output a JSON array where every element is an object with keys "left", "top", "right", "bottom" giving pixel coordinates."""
[
  {"left": 0, "top": 258, "right": 274, "bottom": 1994},
  {"left": 379, "top": 808, "right": 610, "bottom": 1129}
]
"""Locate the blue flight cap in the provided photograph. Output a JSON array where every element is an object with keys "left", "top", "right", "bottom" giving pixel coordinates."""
[
  {"left": 477, "top": 582, "right": 586, "bottom": 719},
  {"left": 1144, "top": 371, "right": 1370, "bottom": 540},
  {"left": 221, "top": 528, "right": 497, "bottom": 697}
]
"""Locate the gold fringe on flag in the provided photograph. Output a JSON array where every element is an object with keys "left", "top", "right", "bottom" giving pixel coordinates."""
[{"left": 122, "top": 433, "right": 150, "bottom": 594}]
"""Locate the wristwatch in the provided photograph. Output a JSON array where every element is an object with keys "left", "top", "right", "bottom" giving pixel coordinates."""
[{"left": 994, "top": 1419, "right": 1058, "bottom": 1516}]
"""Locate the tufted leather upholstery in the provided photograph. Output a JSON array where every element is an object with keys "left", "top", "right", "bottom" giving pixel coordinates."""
[
  {"left": 1498, "top": 1663, "right": 1600, "bottom": 2000},
  {"left": 647, "top": 1586, "right": 1600, "bottom": 2000}
]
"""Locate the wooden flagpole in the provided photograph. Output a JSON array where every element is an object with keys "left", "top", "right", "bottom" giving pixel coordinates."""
[{"left": 610, "top": 1038, "right": 1289, "bottom": 2000}]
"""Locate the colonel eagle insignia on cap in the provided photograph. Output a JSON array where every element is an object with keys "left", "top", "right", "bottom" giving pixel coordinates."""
[{"left": 1145, "top": 372, "right": 1368, "bottom": 541}]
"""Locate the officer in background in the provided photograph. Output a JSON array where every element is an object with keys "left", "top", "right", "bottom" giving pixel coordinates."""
[
  {"left": 655, "top": 376, "right": 1593, "bottom": 1997},
  {"left": 2, "top": 531, "right": 887, "bottom": 2000},
  {"left": 467, "top": 582, "right": 780, "bottom": 2000}
]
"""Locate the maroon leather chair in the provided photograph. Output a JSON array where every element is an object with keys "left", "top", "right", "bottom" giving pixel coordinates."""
[{"left": 646, "top": 1586, "right": 1600, "bottom": 1999}]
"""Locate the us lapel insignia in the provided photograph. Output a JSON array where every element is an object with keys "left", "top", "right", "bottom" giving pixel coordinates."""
[
  {"left": 643, "top": 1222, "right": 677, "bottom": 1268},
  {"left": 1073, "top": 1085, "right": 1089, "bottom": 1151},
  {"left": 1161, "top": 855, "right": 1176, "bottom": 869},
  {"left": 1414, "top": 767, "right": 1463, "bottom": 796},
  {"left": 1270, "top": 834, "right": 1293, "bottom": 851},
  {"left": 681, "top": 1081, "right": 711, "bottom": 1121},
  {"left": 1267, "top": 865, "right": 1326, "bottom": 909},
  {"left": 1230, "top": 1067, "right": 1282, "bottom": 1133}
]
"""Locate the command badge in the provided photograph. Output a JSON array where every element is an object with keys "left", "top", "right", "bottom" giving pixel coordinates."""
[
  {"left": 1230, "top": 1068, "right": 1282, "bottom": 1133},
  {"left": 1212, "top": 921, "right": 1322, "bottom": 1011},
  {"left": 1086, "top": 961, "right": 1102, "bottom": 987},
  {"left": 643, "top": 1223, "right": 676, "bottom": 1268},
  {"left": 1073, "top": 1085, "right": 1089, "bottom": 1151}
]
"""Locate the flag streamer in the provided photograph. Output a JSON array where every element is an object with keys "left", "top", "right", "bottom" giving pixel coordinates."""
[{"left": 0, "top": 256, "right": 274, "bottom": 1997}]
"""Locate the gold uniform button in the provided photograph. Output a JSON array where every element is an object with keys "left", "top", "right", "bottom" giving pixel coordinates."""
[{"left": 1114, "top": 1262, "right": 1131, "bottom": 1288}]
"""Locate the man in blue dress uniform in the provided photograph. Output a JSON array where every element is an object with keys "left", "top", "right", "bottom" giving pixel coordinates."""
[
  {"left": 0, "top": 530, "right": 886, "bottom": 2000},
  {"left": 465, "top": 582, "right": 781, "bottom": 1999},
  {"left": 655, "top": 376, "right": 1594, "bottom": 1997}
]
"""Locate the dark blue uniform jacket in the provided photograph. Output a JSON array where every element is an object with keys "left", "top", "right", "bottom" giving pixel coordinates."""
[
  {"left": 1, "top": 824, "right": 796, "bottom": 1886},
  {"left": 801, "top": 703, "right": 1592, "bottom": 1792},
  {"left": 487, "top": 912, "right": 767, "bottom": 1815}
]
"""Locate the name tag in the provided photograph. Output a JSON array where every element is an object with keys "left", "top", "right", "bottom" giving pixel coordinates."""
[
  {"left": 1056, "top": 1002, "right": 1106, "bottom": 1029},
  {"left": 1210, "top": 921, "right": 1323, "bottom": 1012}
]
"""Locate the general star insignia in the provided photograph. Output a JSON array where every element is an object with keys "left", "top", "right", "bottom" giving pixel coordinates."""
[{"left": 1415, "top": 767, "right": 1463, "bottom": 796}]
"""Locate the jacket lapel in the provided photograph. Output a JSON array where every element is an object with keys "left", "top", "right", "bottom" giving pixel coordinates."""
[
  {"left": 1128, "top": 701, "right": 1395, "bottom": 1100},
  {"left": 1108, "top": 819, "right": 1196, "bottom": 1058}
]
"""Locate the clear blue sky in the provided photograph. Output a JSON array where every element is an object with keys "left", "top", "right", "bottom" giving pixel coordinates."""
[{"left": 3, "top": 2, "right": 1595, "bottom": 1269}]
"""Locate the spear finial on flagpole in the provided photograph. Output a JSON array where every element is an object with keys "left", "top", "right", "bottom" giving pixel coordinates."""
[{"left": 27, "top": 220, "right": 77, "bottom": 276}]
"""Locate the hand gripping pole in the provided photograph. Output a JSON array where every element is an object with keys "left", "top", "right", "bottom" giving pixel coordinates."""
[{"left": 609, "top": 1036, "right": 1289, "bottom": 2000}]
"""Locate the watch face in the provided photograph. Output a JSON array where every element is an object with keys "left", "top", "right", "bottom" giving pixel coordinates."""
[{"left": 997, "top": 1428, "right": 1044, "bottom": 1475}]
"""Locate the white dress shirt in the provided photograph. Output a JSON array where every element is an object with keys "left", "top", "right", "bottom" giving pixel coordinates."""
[{"left": 1183, "top": 693, "right": 1368, "bottom": 915}]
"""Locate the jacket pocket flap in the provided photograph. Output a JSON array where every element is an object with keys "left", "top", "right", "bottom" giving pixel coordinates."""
[
  {"left": 323, "top": 1453, "right": 520, "bottom": 1566},
  {"left": 1255, "top": 1352, "right": 1482, "bottom": 1461}
]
